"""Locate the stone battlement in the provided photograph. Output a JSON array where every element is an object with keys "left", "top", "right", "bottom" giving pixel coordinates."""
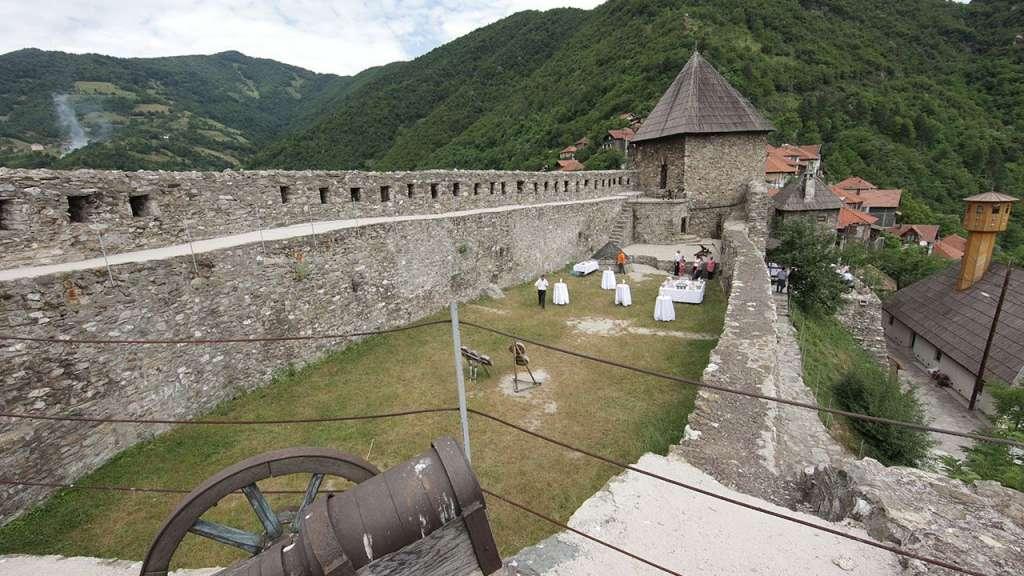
[{"left": 0, "top": 168, "right": 636, "bottom": 269}]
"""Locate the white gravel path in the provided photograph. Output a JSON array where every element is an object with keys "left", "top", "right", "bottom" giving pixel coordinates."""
[{"left": 0, "top": 555, "right": 217, "bottom": 576}]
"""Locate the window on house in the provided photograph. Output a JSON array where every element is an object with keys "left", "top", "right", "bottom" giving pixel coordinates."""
[
  {"left": 0, "top": 199, "right": 12, "bottom": 230},
  {"left": 279, "top": 186, "right": 292, "bottom": 204},
  {"left": 993, "top": 206, "right": 1001, "bottom": 215},
  {"left": 67, "top": 195, "right": 90, "bottom": 223},
  {"left": 380, "top": 186, "right": 391, "bottom": 202},
  {"left": 350, "top": 187, "right": 361, "bottom": 202},
  {"left": 817, "top": 215, "right": 827, "bottom": 222},
  {"left": 976, "top": 205, "right": 984, "bottom": 215},
  {"left": 474, "top": 183, "right": 480, "bottom": 195},
  {"left": 452, "top": 183, "right": 460, "bottom": 196},
  {"left": 129, "top": 194, "right": 151, "bottom": 217},
  {"left": 659, "top": 163, "right": 668, "bottom": 189},
  {"left": 407, "top": 183, "right": 415, "bottom": 198},
  {"left": 319, "top": 187, "right": 330, "bottom": 204},
  {"left": 430, "top": 183, "right": 439, "bottom": 199}
]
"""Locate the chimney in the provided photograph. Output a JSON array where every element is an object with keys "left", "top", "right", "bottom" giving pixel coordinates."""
[
  {"left": 803, "top": 174, "right": 816, "bottom": 202},
  {"left": 957, "top": 192, "right": 1019, "bottom": 291}
]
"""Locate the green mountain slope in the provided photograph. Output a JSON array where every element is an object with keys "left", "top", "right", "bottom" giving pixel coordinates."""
[
  {"left": 257, "top": 0, "right": 1024, "bottom": 251},
  {"left": 0, "top": 49, "right": 351, "bottom": 169}
]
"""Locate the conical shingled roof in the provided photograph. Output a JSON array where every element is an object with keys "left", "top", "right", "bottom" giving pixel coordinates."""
[{"left": 633, "top": 52, "right": 774, "bottom": 142}]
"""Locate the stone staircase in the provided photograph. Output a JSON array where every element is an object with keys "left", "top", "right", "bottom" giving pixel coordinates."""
[{"left": 608, "top": 205, "right": 632, "bottom": 245}]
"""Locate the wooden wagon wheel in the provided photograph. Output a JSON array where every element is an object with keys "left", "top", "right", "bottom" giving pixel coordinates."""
[{"left": 140, "top": 447, "right": 380, "bottom": 576}]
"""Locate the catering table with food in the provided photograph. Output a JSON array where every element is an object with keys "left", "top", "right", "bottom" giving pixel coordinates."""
[{"left": 659, "top": 278, "right": 706, "bottom": 304}]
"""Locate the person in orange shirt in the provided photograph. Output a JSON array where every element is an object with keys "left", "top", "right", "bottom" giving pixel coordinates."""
[{"left": 616, "top": 250, "right": 627, "bottom": 274}]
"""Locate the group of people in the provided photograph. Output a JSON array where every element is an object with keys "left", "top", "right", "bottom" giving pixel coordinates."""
[{"left": 672, "top": 250, "right": 716, "bottom": 281}]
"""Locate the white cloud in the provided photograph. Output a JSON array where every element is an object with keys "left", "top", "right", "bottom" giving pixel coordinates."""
[{"left": 0, "top": 0, "right": 604, "bottom": 75}]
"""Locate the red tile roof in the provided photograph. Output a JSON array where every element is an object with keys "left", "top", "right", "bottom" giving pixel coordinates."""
[
  {"left": 890, "top": 224, "right": 940, "bottom": 244},
  {"left": 766, "top": 154, "right": 798, "bottom": 174},
  {"left": 831, "top": 184, "right": 902, "bottom": 209},
  {"left": 769, "top": 144, "right": 820, "bottom": 161},
  {"left": 557, "top": 159, "right": 584, "bottom": 172},
  {"left": 607, "top": 128, "right": 635, "bottom": 141},
  {"left": 837, "top": 207, "right": 878, "bottom": 229},
  {"left": 834, "top": 176, "right": 877, "bottom": 192},
  {"left": 933, "top": 234, "right": 967, "bottom": 260},
  {"left": 560, "top": 145, "right": 577, "bottom": 154}
]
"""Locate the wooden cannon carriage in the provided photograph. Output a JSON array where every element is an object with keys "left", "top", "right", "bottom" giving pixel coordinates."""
[{"left": 140, "top": 438, "right": 502, "bottom": 576}]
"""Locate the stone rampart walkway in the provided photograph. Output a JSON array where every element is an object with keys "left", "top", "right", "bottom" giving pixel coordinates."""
[{"left": 0, "top": 194, "right": 629, "bottom": 282}]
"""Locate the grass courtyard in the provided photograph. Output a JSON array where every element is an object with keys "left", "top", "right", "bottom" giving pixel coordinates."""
[{"left": 0, "top": 265, "right": 726, "bottom": 570}]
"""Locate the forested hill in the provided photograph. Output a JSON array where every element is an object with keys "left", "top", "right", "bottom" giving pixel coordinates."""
[
  {"left": 2, "top": 0, "right": 1023, "bottom": 251},
  {"left": 0, "top": 49, "right": 351, "bottom": 170},
  {"left": 256, "top": 0, "right": 1024, "bottom": 251}
]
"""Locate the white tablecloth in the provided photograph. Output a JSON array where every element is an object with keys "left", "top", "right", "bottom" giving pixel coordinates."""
[
  {"left": 654, "top": 296, "right": 675, "bottom": 321},
  {"left": 614, "top": 283, "right": 632, "bottom": 306},
  {"left": 659, "top": 280, "right": 705, "bottom": 304},
  {"left": 552, "top": 282, "right": 570, "bottom": 305},
  {"left": 601, "top": 269, "right": 617, "bottom": 290},
  {"left": 573, "top": 260, "right": 600, "bottom": 275}
]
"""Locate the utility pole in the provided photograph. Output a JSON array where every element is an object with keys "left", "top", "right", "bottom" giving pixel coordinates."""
[{"left": 969, "top": 263, "right": 1013, "bottom": 410}]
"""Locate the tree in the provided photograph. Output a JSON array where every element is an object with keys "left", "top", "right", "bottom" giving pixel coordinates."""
[
  {"left": 873, "top": 234, "right": 951, "bottom": 289},
  {"left": 768, "top": 219, "right": 848, "bottom": 315}
]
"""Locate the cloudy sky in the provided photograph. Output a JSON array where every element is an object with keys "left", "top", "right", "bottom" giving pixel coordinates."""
[{"left": 0, "top": 1, "right": 605, "bottom": 76}]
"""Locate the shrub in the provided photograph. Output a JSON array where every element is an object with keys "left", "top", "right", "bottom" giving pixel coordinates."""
[
  {"left": 943, "top": 382, "right": 1024, "bottom": 492},
  {"left": 834, "top": 367, "right": 933, "bottom": 466},
  {"left": 768, "top": 219, "right": 848, "bottom": 315}
]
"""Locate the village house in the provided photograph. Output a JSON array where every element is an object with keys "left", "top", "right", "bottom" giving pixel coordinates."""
[
  {"left": 602, "top": 127, "right": 635, "bottom": 161},
  {"left": 559, "top": 145, "right": 577, "bottom": 160},
  {"left": 574, "top": 136, "right": 590, "bottom": 149},
  {"left": 556, "top": 158, "right": 584, "bottom": 172},
  {"left": 884, "top": 193, "right": 1021, "bottom": 414},
  {"left": 765, "top": 153, "right": 798, "bottom": 188},
  {"left": 889, "top": 224, "right": 940, "bottom": 252},
  {"left": 836, "top": 205, "right": 879, "bottom": 247},
  {"left": 830, "top": 177, "right": 902, "bottom": 227},
  {"left": 933, "top": 233, "right": 967, "bottom": 260},
  {"left": 772, "top": 172, "right": 843, "bottom": 231},
  {"left": 767, "top": 143, "right": 821, "bottom": 175}
]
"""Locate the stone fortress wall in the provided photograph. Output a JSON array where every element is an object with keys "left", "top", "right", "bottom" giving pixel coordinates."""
[
  {"left": 0, "top": 168, "right": 633, "bottom": 524},
  {"left": 0, "top": 168, "right": 635, "bottom": 269}
]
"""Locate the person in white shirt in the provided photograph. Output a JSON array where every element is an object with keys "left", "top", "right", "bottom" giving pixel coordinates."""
[
  {"left": 673, "top": 250, "right": 682, "bottom": 276},
  {"left": 535, "top": 275, "right": 549, "bottom": 309}
]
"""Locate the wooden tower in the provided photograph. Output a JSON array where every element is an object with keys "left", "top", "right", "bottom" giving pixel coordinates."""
[{"left": 957, "top": 192, "right": 1019, "bottom": 291}]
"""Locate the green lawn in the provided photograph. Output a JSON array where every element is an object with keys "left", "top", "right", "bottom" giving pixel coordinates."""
[{"left": 0, "top": 266, "right": 725, "bottom": 569}]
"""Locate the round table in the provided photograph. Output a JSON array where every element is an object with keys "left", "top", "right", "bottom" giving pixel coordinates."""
[
  {"left": 601, "top": 269, "right": 617, "bottom": 290},
  {"left": 654, "top": 296, "right": 675, "bottom": 321},
  {"left": 614, "top": 283, "right": 632, "bottom": 306},
  {"left": 552, "top": 282, "right": 570, "bottom": 305}
]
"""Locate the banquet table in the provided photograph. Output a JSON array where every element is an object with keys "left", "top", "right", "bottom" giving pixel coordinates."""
[
  {"left": 552, "top": 282, "right": 570, "bottom": 305},
  {"left": 614, "top": 283, "right": 632, "bottom": 306},
  {"left": 659, "top": 280, "right": 706, "bottom": 304},
  {"left": 653, "top": 295, "right": 675, "bottom": 321},
  {"left": 601, "top": 269, "right": 617, "bottom": 290},
  {"left": 573, "top": 259, "right": 600, "bottom": 276}
]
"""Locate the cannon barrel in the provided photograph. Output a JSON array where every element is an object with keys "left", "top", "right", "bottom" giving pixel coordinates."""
[{"left": 212, "top": 438, "right": 501, "bottom": 576}]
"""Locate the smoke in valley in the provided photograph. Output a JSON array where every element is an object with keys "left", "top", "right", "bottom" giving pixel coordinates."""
[{"left": 53, "top": 94, "right": 88, "bottom": 154}]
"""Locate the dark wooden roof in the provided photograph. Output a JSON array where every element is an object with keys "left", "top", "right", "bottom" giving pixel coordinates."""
[
  {"left": 883, "top": 263, "right": 1024, "bottom": 385},
  {"left": 633, "top": 52, "right": 774, "bottom": 142},
  {"left": 773, "top": 173, "right": 843, "bottom": 212}
]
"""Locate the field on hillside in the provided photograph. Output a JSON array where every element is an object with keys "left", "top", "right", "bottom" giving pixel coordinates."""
[{"left": 0, "top": 266, "right": 725, "bottom": 570}]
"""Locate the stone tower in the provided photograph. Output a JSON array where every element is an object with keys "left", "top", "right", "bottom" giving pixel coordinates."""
[
  {"left": 631, "top": 52, "right": 774, "bottom": 238},
  {"left": 957, "top": 192, "right": 1019, "bottom": 291}
]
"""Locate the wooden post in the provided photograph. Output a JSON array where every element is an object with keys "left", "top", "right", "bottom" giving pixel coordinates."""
[
  {"left": 450, "top": 303, "right": 472, "bottom": 461},
  {"left": 969, "top": 263, "right": 1012, "bottom": 410}
]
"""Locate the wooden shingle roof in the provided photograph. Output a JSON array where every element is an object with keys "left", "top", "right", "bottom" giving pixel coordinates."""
[
  {"left": 773, "top": 173, "right": 843, "bottom": 212},
  {"left": 633, "top": 52, "right": 774, "bottom": 142},
  {"left": 884, "top": 264, "right": 1024, "bottom": 385}
]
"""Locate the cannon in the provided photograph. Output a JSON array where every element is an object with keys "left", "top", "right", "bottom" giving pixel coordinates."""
[{"left": 141, "top": 438, "right": 502, "bottom": 576}]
